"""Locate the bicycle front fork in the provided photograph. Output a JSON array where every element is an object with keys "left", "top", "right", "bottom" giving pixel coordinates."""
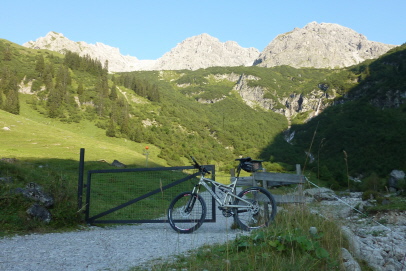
[{"left": 186, "top": 184, "right": 202, "bottom": 212}]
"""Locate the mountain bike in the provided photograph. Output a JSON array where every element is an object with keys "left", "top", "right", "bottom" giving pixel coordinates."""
[{"left": 167, "top": 156, "right": 277, "bottom": 233}]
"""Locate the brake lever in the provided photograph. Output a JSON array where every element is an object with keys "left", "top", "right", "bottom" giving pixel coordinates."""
[{"left": 190, "top": 156, "right": 211, "bottom": 174}]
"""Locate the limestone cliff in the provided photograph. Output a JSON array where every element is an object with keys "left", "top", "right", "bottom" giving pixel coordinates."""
[
  {"left": 254, "top": 22, "right": 397, "bottom": 69},
  {"left": 233, "top": 74, "right": 334, "bottom": 122},
  {"left": 23, "top": 32, "right": 154, "bottom": 72},
  {"left": 152, "top": 33, "right": 259, "bottom": 70}
]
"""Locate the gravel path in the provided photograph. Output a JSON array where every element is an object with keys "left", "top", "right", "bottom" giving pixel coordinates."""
[{"left": 0, "top": 212, "right": 243, "bottom": 271}]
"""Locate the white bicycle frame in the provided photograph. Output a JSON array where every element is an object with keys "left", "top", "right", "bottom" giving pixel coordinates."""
[{"left": 191, "top": 174, "right": 255, "bottom": 210}]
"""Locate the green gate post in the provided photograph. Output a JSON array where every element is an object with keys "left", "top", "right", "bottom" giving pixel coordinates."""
[{"left": 77, "top": 148, "right": 85, "bottom": 211}]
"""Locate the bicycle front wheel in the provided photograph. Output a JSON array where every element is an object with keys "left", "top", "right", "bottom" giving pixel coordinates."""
[
  {"left": 234, "top": 187, "right": 277, "bottom": 231},
  {"left": 167, "top": 192, "right": 207, "bottom": 234}
]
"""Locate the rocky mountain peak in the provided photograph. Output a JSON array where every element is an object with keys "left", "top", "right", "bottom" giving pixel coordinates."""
[
  {"left": 254, "top": 22, "right": 397, "bottom": 68},
  {"left": 23, "top": 32, "right": 259, "bottom": 72},
  {"left": 23, "top": 32, "right": 154, "bottom": 72},
  {"left": 152, "top": 33, "right": 259, "bottom": 70}
]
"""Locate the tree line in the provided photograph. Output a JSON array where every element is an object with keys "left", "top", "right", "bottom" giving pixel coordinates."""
[
  {"left": 115, "top": 73, "right": 160, "bottom": 102},
  {"left": 0, "top": 66, "right": 20, "bottom": 114},
  {"left": 0, "top": 43, "right": 20, "bottom": 114}
]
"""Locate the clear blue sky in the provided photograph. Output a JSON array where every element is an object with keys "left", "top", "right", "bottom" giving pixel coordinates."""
[{"left": 1, "top": 0, "right": 405, "bottom": 60}]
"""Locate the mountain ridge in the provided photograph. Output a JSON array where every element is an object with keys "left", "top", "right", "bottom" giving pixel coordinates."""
[{"left": 22, "top": 22, "right": 397, "bottom": 72}]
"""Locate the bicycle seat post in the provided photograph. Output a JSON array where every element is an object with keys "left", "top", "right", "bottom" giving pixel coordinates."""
[{"left": 236, "top": 163, "right": 243, "bottom": 178}]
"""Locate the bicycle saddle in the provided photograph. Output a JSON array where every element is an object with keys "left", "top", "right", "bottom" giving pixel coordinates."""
[{"left": 235, "top": 157, "right": 252, "bottom": 163}]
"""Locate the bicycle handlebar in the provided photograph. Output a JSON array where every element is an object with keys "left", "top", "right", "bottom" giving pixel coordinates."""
[
  {"left": 190, "top": 156, "right": 211, "bottom": 174},
  {"left": 235, "top": 157, "right": 263, "bottom": 163}
]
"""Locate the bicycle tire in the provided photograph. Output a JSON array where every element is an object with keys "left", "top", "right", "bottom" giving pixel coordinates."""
[
  {"left": 233, "top": 187, "right": 277, "bottom": 231},
  {"left": 167, "top": 191, "right": 207, "bottom": 234}
]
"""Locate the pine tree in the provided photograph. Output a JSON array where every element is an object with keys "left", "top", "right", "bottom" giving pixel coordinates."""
[
  {"left": 128, "top": 120, "right": 143, "bottom": 143},
  {"left": 44, "top": 72, "right": 53, "bottom": 92},
  {"left": 106, "top": 118, "right": 115, "bottom": 137},
  {"left": 0, "top": 88, "right": 3, "bottom": 109},
  {"left": 109, "top": 83, "right": 118, "bottom": 100},
  {"left": 43, "top": 62, "right": 54, "bottom": 81},
  {"left": 119, "top": 102, "right": 130, "bottom": 135},
  {"left": 95, "top": 74, "right": 109, "bottom": 117},
  {"left": 5, "top": 88, "right": 20, "bottom": 114},
  {"left": 101, "top": 73, "right": 109, "bottom": 98},
  {"left": 77, "top": 82, "right": 84, "bottom": 96},
  {"left": 1, "top": 68, "right": 20, "bottom": 114},
  {"left": 4, "top": 76, "right": 20, "bottom": 114},
  {"left": 55, "top": 65, "right": 71, "bottom": 103},
  {"left": 104, "top": 60, "right": 109, "bottom": 73},
  {"left": 35, "top": 55, "right": 45, "bottom": 77},
  {"left": 47, "top": 66, "right": 69, "bottom": 118},
  {"left": 47, "top": 84, "right": 61, "bottom": 118}
]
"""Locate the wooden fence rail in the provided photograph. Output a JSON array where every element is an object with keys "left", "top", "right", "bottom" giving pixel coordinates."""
[{"left": 231, "top": 164, "right": 305, "bottom": 204}]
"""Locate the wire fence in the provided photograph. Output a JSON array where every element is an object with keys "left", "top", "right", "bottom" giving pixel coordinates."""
[{"left": 83, "top": 166, "right": 216, "bottom": 224}]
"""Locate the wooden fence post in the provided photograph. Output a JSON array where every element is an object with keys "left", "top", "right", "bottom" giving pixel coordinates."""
[
  {"left": 261, "top": 167, "right": 268, "bottom": 189},
  {"left": 296, "top": 164, "right": 304, "bottom": 203}
]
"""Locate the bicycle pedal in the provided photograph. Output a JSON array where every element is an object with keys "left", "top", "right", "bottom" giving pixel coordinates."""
[{"left": 221, "top": 208, "right": 234, "bottom": 217}]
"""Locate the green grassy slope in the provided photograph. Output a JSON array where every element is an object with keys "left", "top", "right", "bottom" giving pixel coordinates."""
[
  {"left": 1, "top": 94, "right": 166, "bottom": 167},
  {"left": 0, "top": 96, "right": 168, "bottom": 235}
]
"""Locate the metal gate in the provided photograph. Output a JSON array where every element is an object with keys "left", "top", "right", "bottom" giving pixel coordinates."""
[{"left": 77, "top": 150, "right": 216, "bottom": 224}]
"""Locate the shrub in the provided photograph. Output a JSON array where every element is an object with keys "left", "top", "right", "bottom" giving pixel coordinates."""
[
  {"left": 362, "top": 190, "right": 383, "bottom": 204},
  {"left": 398, "top": 179, "right": 406, "bottom": 196},
  {"left": 360, "top": 172, "right": 386, "bottom": 192}
]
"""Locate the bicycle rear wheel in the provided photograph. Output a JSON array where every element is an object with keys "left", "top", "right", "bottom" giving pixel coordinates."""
[
  {"left": 167, "top": 192, "right": 207, "bottom": 234},
  {"left": 233, "top": 187, "right": 277, "bottom": 231}
]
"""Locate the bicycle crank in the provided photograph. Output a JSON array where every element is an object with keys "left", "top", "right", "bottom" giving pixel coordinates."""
[{"left": 219, "top": 207, "right": 234, "bottom": 217}]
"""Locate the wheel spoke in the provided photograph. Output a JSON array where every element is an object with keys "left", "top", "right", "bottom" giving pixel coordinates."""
[
  {"left": 234, "top": 187, "right": 277, "bottom": 231},
  {"left": 168, "top": 192, "right": 206, "bottom": 234}
]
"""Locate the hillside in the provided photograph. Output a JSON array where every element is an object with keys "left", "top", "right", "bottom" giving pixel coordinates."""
[
  {"left": 0, "top": 39, "right": 289, "bottom": 169},
  {"left": 261, "top": 44, "right": 406, "bottom": 188},
  {"left": 0, "top": 103, "right": 163, "bottom": 166},
  {"left": 1, "top": 37, "right": 405, "bottom": 183}
]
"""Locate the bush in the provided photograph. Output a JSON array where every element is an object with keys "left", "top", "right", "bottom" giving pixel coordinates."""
[
  {"left": 360, "top": 172, "right": 386, "bottom": 192},
  {"left": 398, "top": 179, "right": 406, "bottom": 196},
  {"left": 362, "top": 190, "right": 383, "bottom": 204},
  {"left": 262, "top": 161, "right": 285, "bottom": 172},
  {"left": 30, "top": 80, "right": 43, "bottom": 92}
]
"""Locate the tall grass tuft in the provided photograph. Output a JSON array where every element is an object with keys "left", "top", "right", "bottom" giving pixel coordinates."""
[{"left": 0, "top": 159, "right": 82, "bottom": 235}]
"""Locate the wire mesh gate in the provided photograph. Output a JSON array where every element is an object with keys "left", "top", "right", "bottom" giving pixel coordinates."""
[{"left": 77, "top": 151, "right": 216, "bottom": 224}]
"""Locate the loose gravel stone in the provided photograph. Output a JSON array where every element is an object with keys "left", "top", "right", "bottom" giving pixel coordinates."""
[{"left": 0, "top": 213, "right": 242, "bottom": 271}]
